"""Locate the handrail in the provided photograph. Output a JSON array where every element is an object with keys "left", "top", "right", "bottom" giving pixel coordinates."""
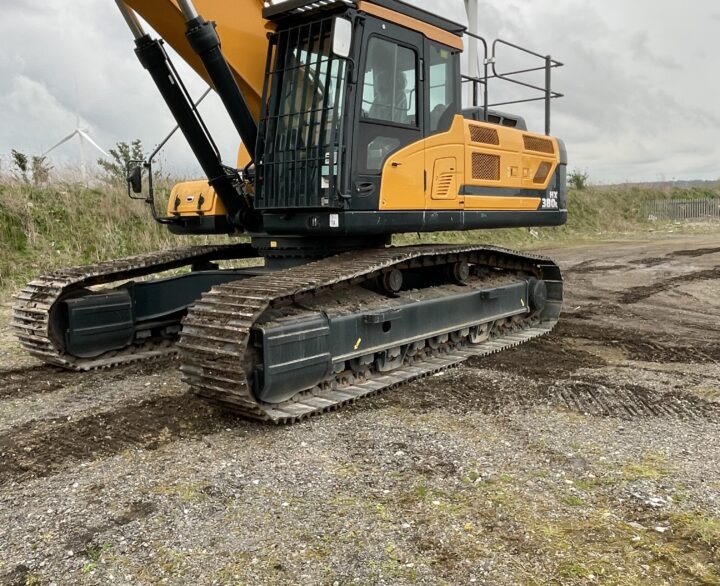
[{"left": 460, "top": 34, "right": 564, "bottom": 135}]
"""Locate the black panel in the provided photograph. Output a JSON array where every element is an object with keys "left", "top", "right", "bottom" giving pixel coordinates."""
[
  {"left": 261, "top": 209, "right": 567, "bottom": 235},
  {"left": 254, "top": 314, "right": 332, "bottom": 403},
  {"left": 63, "top": 291, "right": 135, "bottom": 358},
  {"left": 167, "top": 214, "right": 233, "bottom": 235},
  {"left": 57, "top": 269, "right": 267, "bottom": 359},
  {"left": 459, "top": 186, "right": 548, "bottom": 197},
  {"left": 263, "top": 0, "right": 466, "bottom": 36},
  {"left": 461, "top": 107, "right": 528, "bottom": 130}
]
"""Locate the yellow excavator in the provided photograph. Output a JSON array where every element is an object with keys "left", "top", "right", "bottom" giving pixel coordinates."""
[{"left": 13, "top": 0, "right": 566, "bottom": 422}]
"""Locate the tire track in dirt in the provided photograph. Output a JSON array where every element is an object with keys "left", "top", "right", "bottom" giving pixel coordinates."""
[
  {"left": 620, "top": 268, "right": 720, "bottom": 304},
  {"left": 0, "top": 393, "right": 239, "bottom": 486},
  {"left": 0, "top": 358, "right": 176, "bottom": 401},
  {"left": 668, "top": 246, "right": 720, "bottom": 259},
  {"left": 567, "top": 262, "right": 627, "bottom": 275},
  {"left": 382, "top": 324, "right": 720, "bottom": 421},
  {"left": 561, "top": 319, "right": 720, "bottom": 363},
  {"left": 389, "top": 363, "right": 719, "bottom": 421},
  {"left": 550, "top": 379, "right": 719, "bottom": 420},
  {"left": 0, "top": 365, "right": 73, "bottom": 399}
]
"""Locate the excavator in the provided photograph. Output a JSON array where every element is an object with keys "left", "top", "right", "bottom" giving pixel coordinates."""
[{"left": 13, "top": 0, "right": 567, "bottom": 422}]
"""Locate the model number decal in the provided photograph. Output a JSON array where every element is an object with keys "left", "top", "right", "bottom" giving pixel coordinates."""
[{"left": 542, "top": 190, "right": 559, "bottom": 210}]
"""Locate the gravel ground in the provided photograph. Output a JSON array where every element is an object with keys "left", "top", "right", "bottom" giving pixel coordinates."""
[{"left": 1, "top": 234, "right": 719, "bottom": 585}]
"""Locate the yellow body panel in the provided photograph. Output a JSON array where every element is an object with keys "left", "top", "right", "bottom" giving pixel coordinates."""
[
  {"left": 124, "top": 0, "right": 270, "bottom": 118},
  {"left": 167, "top": 180, "right": 226, "bottom": 217},
  {"left": 380, "top": 116, "right": 559, "bottom": 211},
  {"left": 123, "top": 0, "right": 271, "bottom": 168}
]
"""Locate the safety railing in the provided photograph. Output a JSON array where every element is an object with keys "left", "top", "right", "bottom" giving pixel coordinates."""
[
  {"left": 461, "top": 33, "right": 564, "bottom": 135},
  {"left": 645, "top": 198, "right": 720, "bottom": 222}
]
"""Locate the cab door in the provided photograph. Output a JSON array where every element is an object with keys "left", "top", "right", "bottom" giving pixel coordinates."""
[{"left": 350, "top": 20, "right": 424, "bottom": 210}]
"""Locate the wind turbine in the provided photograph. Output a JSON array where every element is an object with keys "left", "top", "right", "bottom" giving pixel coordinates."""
[{"left": 43, "top": 116, "right": 110, "bottom": 182}]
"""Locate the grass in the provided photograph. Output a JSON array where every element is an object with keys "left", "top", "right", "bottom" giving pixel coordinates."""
[
  {"left": 621, "top": 453, "right": 671, "bottom": 482},
  {"left": 0, "top": 178, "right": 229, "bottom": 291},
  {"left": 1, "top": 178, "right": 717, "bottom": 292}
]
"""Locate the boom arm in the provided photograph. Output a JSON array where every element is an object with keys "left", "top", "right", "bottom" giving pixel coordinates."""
[{"left": 122, "top": 0, "right": 270, "bottom": 121}]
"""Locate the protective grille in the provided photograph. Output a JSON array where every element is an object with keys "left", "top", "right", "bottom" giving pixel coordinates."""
[
  {"left": 257, "top": 19, "right": 347, "bottom": 209},
  {"left": 533, "top": 162, "right": 552, "bottom": 184},
  {"left": 523, "top": 135, "right": 554, "bottom": 154},
  {"left": 469, "top": 125, "right": 499, "bottom": 145},
  {"left": 471, "top": 153, "right": 500, "bottom": 181}
]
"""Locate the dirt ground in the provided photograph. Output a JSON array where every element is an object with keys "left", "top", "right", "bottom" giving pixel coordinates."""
[{"left": 1, "top": 234, "right": 719, "bottom": 585}]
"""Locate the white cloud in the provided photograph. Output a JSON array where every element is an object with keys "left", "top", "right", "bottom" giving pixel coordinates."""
[{"left": 0, "top": 0, "right": 718, "bottom": 183}]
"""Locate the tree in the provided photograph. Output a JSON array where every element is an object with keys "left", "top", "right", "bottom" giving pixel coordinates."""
[
  {"left": 568, "top": 169, "right": 589, "bottom": 191},
  {"left": 9, "top": 150, "right": 53, "bottom": 184},
  {"left": 31, "top": 155, "right": 52, "bottom": 185},
  {"left": 97, "top": 139, "right": 146, "bottom": 183},
  {"left": 11, "top": 149, "right": 29, "bottom": 183}
]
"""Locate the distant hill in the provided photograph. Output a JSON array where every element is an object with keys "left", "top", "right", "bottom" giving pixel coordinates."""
[{"left": 605, "top": 179, "right": 719, "bottom": 189}]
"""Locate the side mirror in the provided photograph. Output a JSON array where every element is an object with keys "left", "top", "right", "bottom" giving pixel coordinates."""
[
  {"left": 127, "top": 164, "right": 142, "bottom": 194},
  {"left": 332, "top": 17, "right": 352, "bottom": 58}
]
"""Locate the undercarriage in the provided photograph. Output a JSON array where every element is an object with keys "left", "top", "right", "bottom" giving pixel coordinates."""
[{"left": 12, "top": 243, "right": 562, "bottom": 422}]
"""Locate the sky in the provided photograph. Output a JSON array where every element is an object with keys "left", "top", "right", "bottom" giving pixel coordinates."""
[{"left": 0, "top": 0, "right": 718, "bottom": 183}]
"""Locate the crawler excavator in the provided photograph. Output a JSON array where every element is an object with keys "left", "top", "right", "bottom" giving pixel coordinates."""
[{"left": 13, "top": 0, "right": 567, "bottom": 422}]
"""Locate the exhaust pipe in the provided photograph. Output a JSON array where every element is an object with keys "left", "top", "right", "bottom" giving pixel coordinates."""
[{"left": 177, "top": 0, "right": 258, "bottom": 162}]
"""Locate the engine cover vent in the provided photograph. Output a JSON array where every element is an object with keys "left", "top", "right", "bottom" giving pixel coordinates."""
[
  {"left": 469, "top": 125, "right": 499, "bottom": 145},
  {"left": 523, "top": 135, "right": 555, "bottom": 154},
  {"left": 471, "top": 153, "right": 500, "bottom": 181}
]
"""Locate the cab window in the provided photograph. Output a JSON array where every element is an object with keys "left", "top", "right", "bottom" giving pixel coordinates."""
[
  {"left": 362, "top": 37, "right": 417, "bottom": 126},
  {"left": 428, "top": 43, "right": 457, "bottom": 133}
]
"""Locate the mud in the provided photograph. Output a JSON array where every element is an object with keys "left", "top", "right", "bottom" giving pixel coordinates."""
[
  {"left": 0, "top": 358, "right": 175, "bottom": 401},
  {"left": 0, "top": 393, "right": 227, "bottom": 485}
]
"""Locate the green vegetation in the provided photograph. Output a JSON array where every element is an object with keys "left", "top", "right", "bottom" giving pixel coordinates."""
[
  {"left": 97, "top": 139, "right": 146, "bottom": 183},
  {"left": 0, "top": 179, "right": 717, "bottom": 292},
  {"left": 0, "top": 179, "right": 227, "bottom": 290},
  {"left": 10, "top": 150, "right": 52, "bottom": 185},
  {"left": 621, "top": 453, "right": 671, "bottom": 482},
  {"left": 568, "top": 168, "right": 590, "bottom": 190}
]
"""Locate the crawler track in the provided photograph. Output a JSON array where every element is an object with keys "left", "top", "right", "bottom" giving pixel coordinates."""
[
  {"left": 179, "top": 244, "right": 563, "bottom": 423},
  {"left": 11, "top": 244, "right": 257, "bottom": 370}
]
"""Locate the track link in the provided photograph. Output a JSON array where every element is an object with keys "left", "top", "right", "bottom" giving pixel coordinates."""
[
  {"left": 179, "top": 244, "right": 563, "bottom": 423},
  {"left": 12, "top": 244, "right": 257, "bottom": 370}
]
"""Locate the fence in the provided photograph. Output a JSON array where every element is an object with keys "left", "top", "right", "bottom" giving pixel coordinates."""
[{"left": 645, "top": 198, "right": 720, "bottom": 222}]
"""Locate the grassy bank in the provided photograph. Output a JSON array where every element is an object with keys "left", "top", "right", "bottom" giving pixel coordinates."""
[
  {"left": 1, "top": 180, "right": 717, "bottom": 291},
  {"left": 0, "top": 180, "right": 229, "bottom": 290}
]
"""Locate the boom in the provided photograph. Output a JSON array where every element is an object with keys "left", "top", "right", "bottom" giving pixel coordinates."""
[{"left": 122, "top": 0, "right": 269, "bottom": 119}]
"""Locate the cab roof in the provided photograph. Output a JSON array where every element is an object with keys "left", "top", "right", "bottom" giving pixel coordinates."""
[{"left": 263, "top": 0, "right": 466, "bottom": 36}]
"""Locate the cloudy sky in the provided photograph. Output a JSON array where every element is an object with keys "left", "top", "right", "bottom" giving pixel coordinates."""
[{"left": 1, "top": 0, "right": 718, "bottom": 183}]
